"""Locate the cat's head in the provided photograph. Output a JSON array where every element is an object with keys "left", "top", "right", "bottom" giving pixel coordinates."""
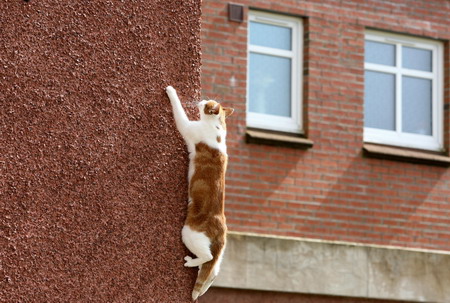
[{"left": 198, "top": 100, "right": 234, "bottom": 121}]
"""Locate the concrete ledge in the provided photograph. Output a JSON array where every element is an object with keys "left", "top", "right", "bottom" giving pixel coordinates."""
[
  {"left": 246, "top": 129, "right": 314, "bottom": 149},
  {"left": 363, "top": 143, "right": 450, "bottom": 166},
  {"left": 214, "top": 232, "right": 450, "bottom": 303}
]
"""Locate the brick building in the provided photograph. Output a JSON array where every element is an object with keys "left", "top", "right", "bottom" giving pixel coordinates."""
[{"left": 199, "top": 0, "right": 450, "bottom": 302}]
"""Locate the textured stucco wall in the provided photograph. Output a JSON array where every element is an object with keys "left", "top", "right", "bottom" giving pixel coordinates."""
[{"left": 1, "top": 1, "right": 201, "bottom": 302}]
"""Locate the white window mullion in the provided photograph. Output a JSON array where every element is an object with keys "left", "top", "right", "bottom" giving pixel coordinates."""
[
  {"left": 400, "top": 69, "right": 434, "bottom": 79},
  {"left": 291, "top": 19, "right": 300, "bottom": 132},
  {"left": 432, "top": 45, "right": 442, "bottom": 145},
  {"left": 249, "top": 45, "right": 294, "bottom": 58},
  {"left": 365, "top": 63, "right": 398, "bottom": 74},
  {"left": 365, "top": 65, "right": 434, "bottom": 81},
  {"left": 396, "top": 43, "right": 402, "bottom": 134},
  {"left": 432, "top": 73, "right": 437, "bottom": 138}
]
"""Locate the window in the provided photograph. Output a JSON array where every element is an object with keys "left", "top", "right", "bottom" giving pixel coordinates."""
[
  {"left": 247, "top": 11, "right": 303, "bottom": 133},
  {"left": 364, "top": 31, "right": 443, "bottom": 151}
]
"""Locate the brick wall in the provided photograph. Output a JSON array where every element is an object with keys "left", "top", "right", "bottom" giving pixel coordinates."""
[{"left": 201, "top": 0, "right": 450, "bottom": 251}]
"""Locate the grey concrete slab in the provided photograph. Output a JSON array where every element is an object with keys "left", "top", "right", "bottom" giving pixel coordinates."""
[{"left": 214, "top": 233, "right": 450, "bottom": 303}]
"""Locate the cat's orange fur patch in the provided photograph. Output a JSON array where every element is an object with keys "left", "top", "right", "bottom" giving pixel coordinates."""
[
  {"left": 187, "top": 142, "right": 227, "bottom": 240},
  {"left": 187, "top": 142, "right": 227, "bottom": 296}
]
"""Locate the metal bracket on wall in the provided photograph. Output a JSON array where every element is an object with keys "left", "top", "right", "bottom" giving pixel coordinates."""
[{"left": 228, "top": 3, "right": 244, "bottom": 22}]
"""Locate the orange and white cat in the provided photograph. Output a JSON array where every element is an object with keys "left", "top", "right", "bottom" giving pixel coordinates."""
[{"left": 165, "top": 86, "right": 233, "bottom": 301}]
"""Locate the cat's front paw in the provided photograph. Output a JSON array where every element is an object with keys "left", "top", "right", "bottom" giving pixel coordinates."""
[{"left": 166, "top": 86, "right": 176, "bottom": 95}]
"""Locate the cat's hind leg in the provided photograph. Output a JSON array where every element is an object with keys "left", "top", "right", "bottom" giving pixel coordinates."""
[{"left": 182, "top": 225, "right": 213, "bottom": 267}]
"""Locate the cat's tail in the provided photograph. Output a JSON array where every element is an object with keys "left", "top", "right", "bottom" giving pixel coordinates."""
[{"left": 191, "top": 252, "right": 223, "bottom": 301}]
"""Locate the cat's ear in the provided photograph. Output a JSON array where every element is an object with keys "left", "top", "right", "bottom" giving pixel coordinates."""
[
  {"left": 223, "top": 107, "right": 234, "bottom": 118},
  {"left": 212, "top": 103, "right": 220, "bottom": 115}
]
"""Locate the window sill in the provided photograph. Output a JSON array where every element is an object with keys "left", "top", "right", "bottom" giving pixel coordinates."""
[
  {"left": 246, "top": 129, "right": 313, "bottom": 149},
  {"left": 363, "top": 143, "right": 450, "bottom": 167}
]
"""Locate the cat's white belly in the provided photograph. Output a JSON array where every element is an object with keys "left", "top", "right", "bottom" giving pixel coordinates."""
[{"left": 188, "top": 151, "right": 196, "bottom": 191}]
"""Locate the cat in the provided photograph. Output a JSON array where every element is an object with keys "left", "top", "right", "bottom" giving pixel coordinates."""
[{"left": 165, "top": 86, "right": 234, "bottom": 301}]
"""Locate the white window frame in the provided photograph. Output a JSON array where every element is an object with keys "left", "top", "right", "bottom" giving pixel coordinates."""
[
  {"left": 364, "top": 30, "right": 444, "bottom": 151},
  {"left": 247, "top": 11, "right": 303, "bottom": 134}
]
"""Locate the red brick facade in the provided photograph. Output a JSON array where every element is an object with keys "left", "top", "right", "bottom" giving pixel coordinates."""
[{"left": 201, "top": 0, "right": 450, "bottom": 251}]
